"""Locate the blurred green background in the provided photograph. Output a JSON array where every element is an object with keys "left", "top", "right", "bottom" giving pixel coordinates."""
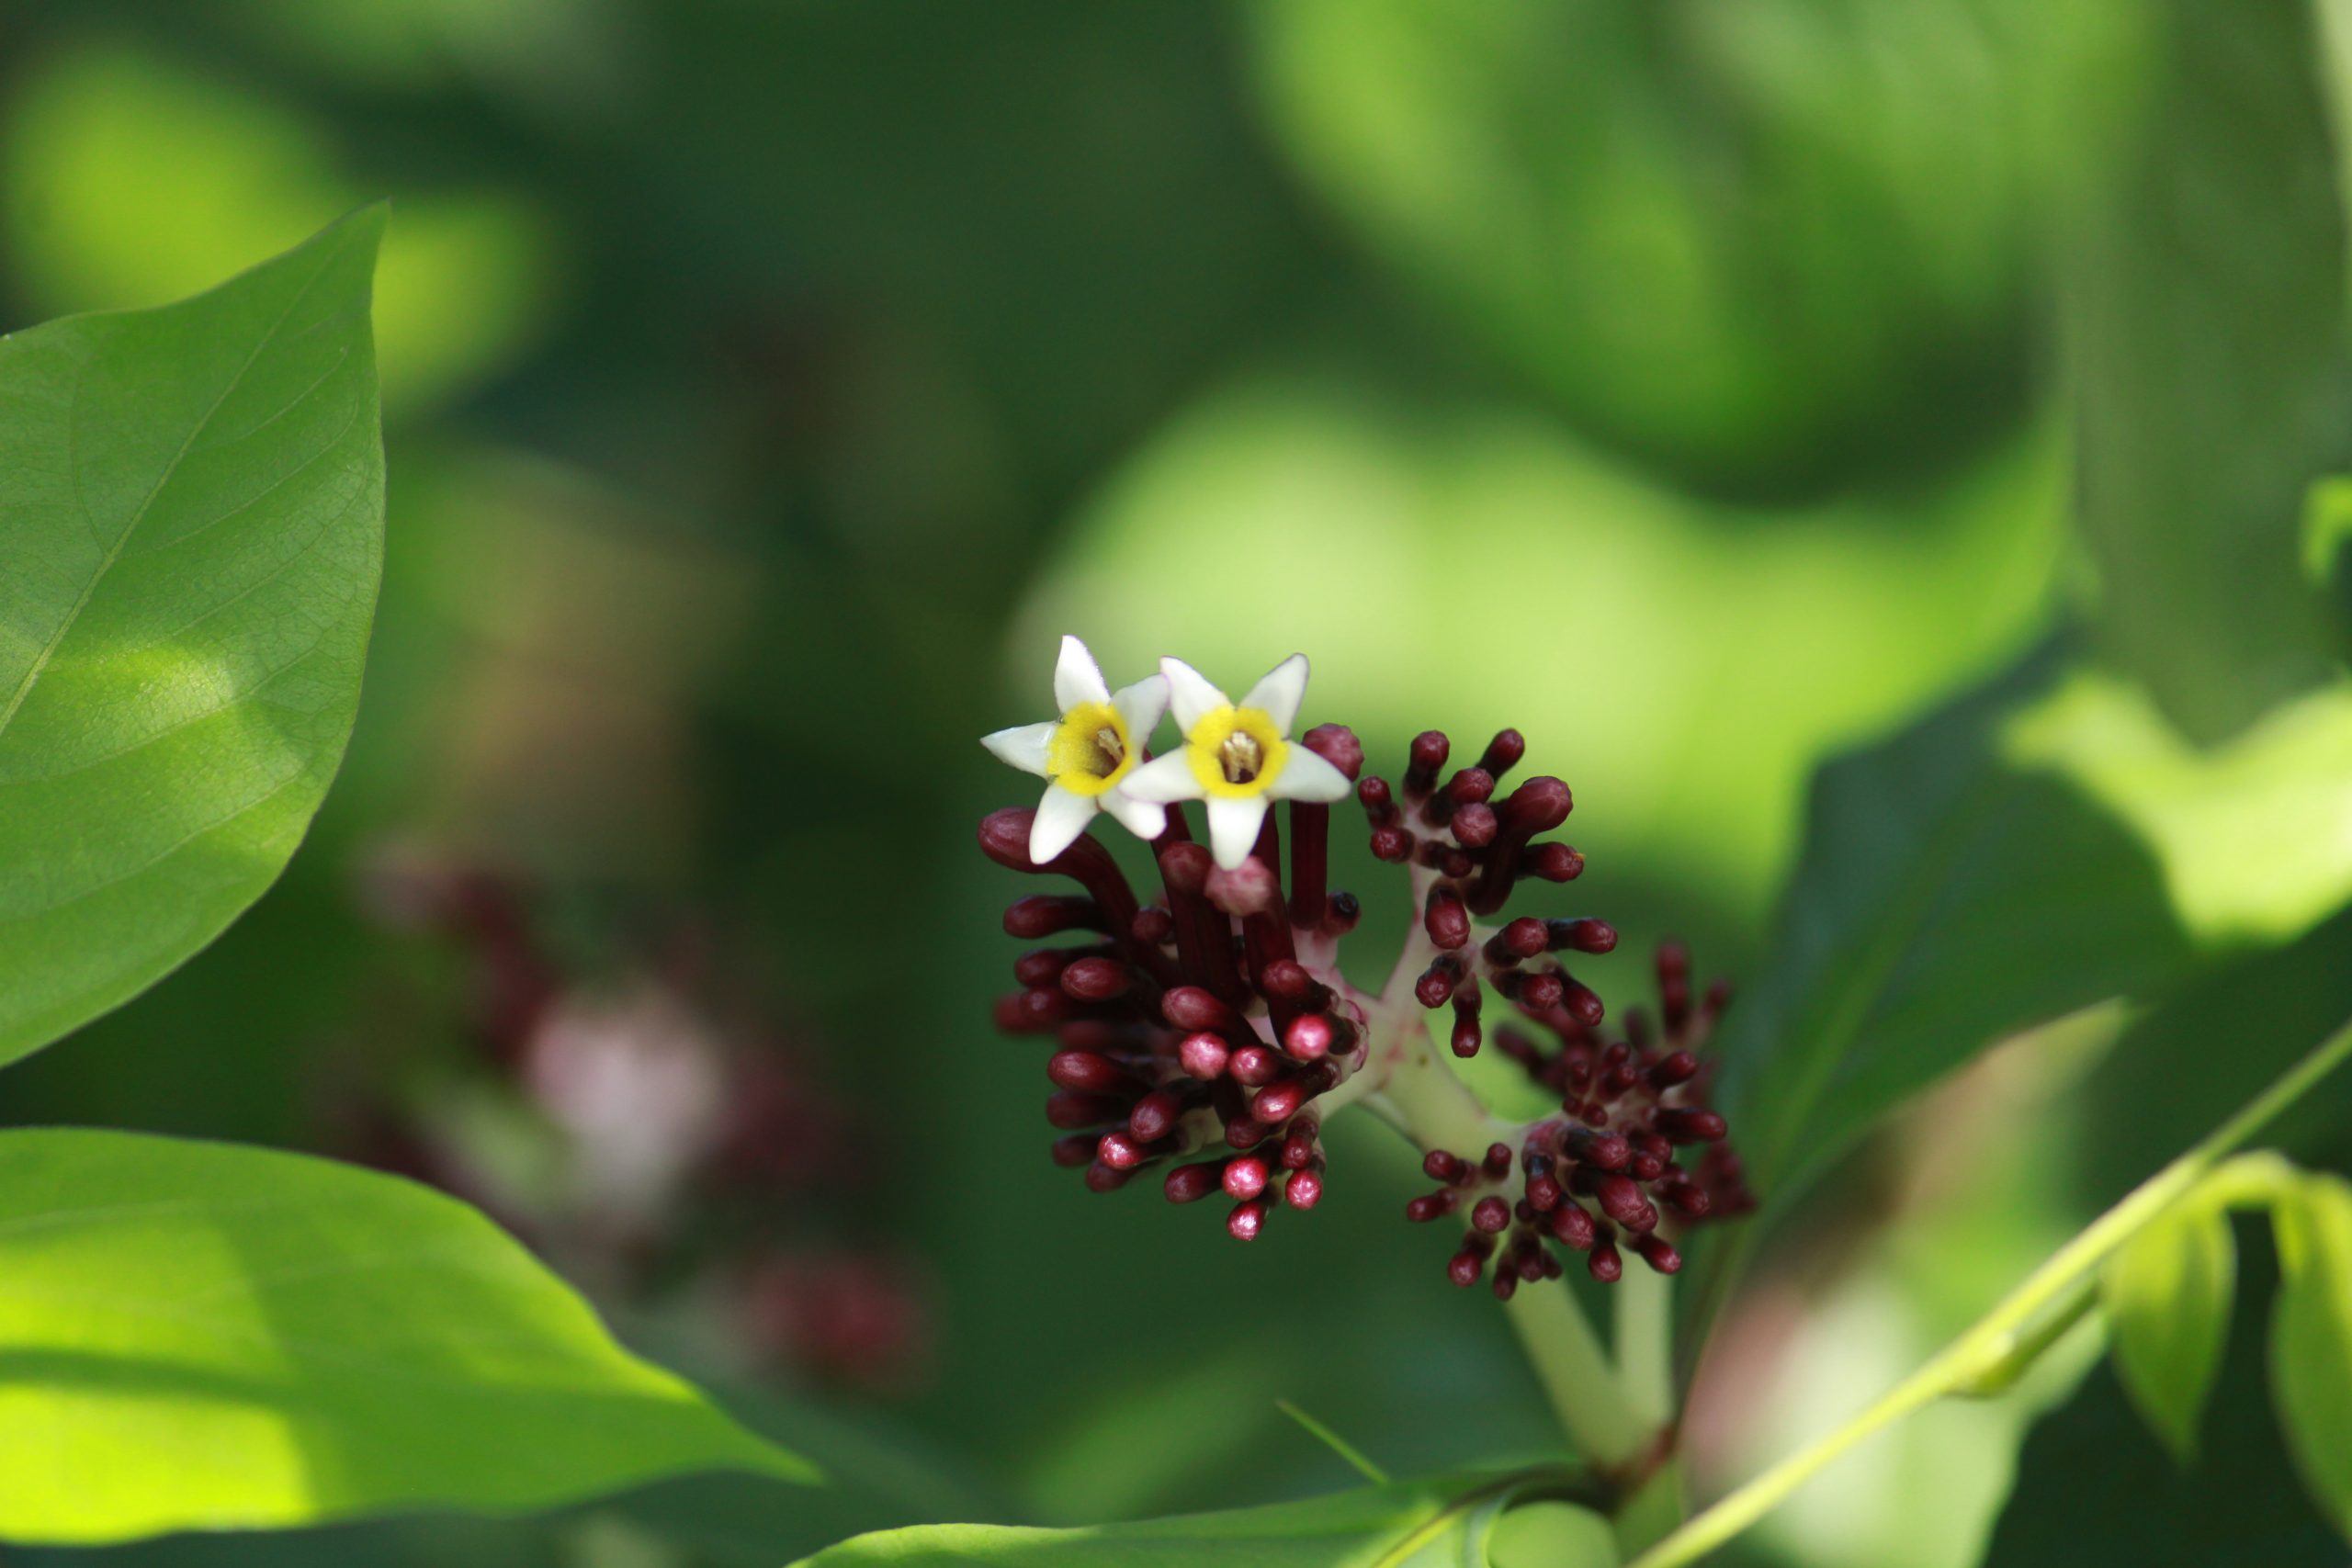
[{"left": 6, "top": 2, "right": 2352, "bottom": 1565}]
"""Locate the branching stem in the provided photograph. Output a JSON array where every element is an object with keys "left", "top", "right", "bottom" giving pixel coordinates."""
[{"left": 1623, "top": 1010, "right": 2352, "bottom": 1568}]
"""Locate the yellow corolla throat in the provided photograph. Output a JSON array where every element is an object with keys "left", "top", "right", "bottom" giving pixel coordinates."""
[
  {"left": 1184, "top": 705, "right": 1289, "bottom": 798},
  {"left": 1046, "top": 700, "right": 1136, "bottom": 797}
]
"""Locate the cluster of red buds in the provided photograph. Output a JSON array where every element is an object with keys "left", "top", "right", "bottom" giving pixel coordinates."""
[
  {"left": 338, "top": 848, "right": 933, "bottom": 1390},
  {"left": 978, "top": 640, "right": 1752, "bottom": 1286},
  {"left": 1409, "top": 944, "right": 1756, "bottom": 1297}
]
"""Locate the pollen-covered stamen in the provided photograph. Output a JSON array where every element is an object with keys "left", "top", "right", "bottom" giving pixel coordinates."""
[{"left": 1218, "top": 728, "right": 1263, "bottom": 784}]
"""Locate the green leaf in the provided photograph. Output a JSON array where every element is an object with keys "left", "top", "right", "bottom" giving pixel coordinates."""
[
  {"left": 0, "top": 1127, "right": 811, "bottom": 1545},
  {"left": 2065, "top": 0, "right": 2350, "bottom": 742},
  {"left": 1714, "top": 649, "right": 2191, "bottom": 1211},
  {"left": 2269, "top": 1171, "right": 2352, "bottom": 1542},
  {"left": 1992, "top": 1237, "right": 2340, "bottom": 1563},
  {"left": 2101, "top": 1197, "right": 2234, "bottom": 1462},
  {"left": 790, "top": 1471, "right": 1602, "bottom": 1568},
  {"left": 1244, "top": 0, "right": 2142, "bottom": 488},
  {"left": 0, "top": 209, "right": 386, "bottom": 1066}
]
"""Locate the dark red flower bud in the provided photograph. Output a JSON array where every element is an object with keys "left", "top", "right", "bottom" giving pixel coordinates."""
[
  {"left": 1645, "top": 1051, "right": 1700, "bottom": 1089},
  {"left": 1178, "top": 1032, "right": 1229, "bottom": 1079},
  {"left": 1596, "top": 1174, "right": 1657, "bottom": 1232},
  {"left": 1633, "top": 1235, "right": 1681, "bottom": 1275},
  {"left": 1097, "top": 1131, "right": 1151, "bottom": 1169},
  {"left": 1404, "top": 731, "right": 1450, "bottom": 800},
  {"left": 1549, "top": 1202, "right": 1597, "bottom": 1250},
  {"left": 1450, "top": 987, "right": 1483, "bottom": 1058},
  {"left": 1283, "top": 1013, "right": 1336, "bottom": 1061},
  {"left": 1657, "top": 1108, "right": 1728, "bottom": 1144},
  {"left": 1301, "top": 724, "right": 1363, "bottom": 779},
  {"left": 1471, "top": 1196, "right": 1510, "bottom": 1235},
  {"left": 1522, "top": 842, "right": 1583, "bottom": 883},
  {"left": 1046, "top": 1090, "right": 1129, "bottom": 1129},
  {"left": 1128, "top": 1089, "right": 1189, "bottom": 1143},
  {"left": 1546, "top": 919, "right": 1617, "bottom": 955},
  {"left": 1485, "top": 918, "right": 1548, "bottom": 968},
  {"left": 1047, "top": 1051, "right": 1133, "bottom": 1093},
  {"left": 1229, "top": 1045, "right": 1280, "bottom": 1088},
  {"left": 1059, "top": 956, "right": 1132, "bottom": 1000},
  {"left": 1564, "top": 1127, "right": 1631, "bottom": 1170},
  {"left": 1162, "top": 986, "right": 1238, "bottom": 1034},
  {"left": 1223, "top": 1156, "right": 1270, "bottom": 1201},
  {"left": 1251, "top": 1079, "right": 1306, "bottom": 1124},
  {"left": 1002, "top": 895, "right": 1103, "bottom": 938},
  {"left": 1015, "top": 948, "right": 1077, "bottom": 987},
  {"left": 1227, "top": 1201, "right": 1268, "bottom": 1241},
  {"left": 1283, "top": 1168, "right": 1323, "bottom": 1210},
  {"left": 1165, "top": 1162, "right": 1219, "bottom": 1202},
  {"left": 1424, "top": 887, "right": 1471, "bottom": 951},
  {"left": 1406, "top": 1190, "right": 1457, "bottom": 1223}
]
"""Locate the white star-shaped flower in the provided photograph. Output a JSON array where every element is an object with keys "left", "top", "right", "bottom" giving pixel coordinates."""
[
  {"left": 981, "top": 636, "right": 1170, "bottom": 863},
  {"left": 1121, "top": 653, "right": 1351, "bottom": 870}
]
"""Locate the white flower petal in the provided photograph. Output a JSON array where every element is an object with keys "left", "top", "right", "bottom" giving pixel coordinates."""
[
  {"left": 1100, "top": 787, "right": 1169, "bottom": 841},
  {"left": 1028, "top": 783, "right": 1099, "bottom": 863},
  {"left": 1240, "top": 653, "right": 1311, "bottom": 736},
  {"left": 980, "top": 720, "right": 1057, "bottom": 777},
  {"left": 1112, "top": 673, "right": 1170, "bottom": 747},
  {"left": 1205, "top": 795, "right": 1272, "bottom": 871},
  {"left": 1269, "top": 744, "right": 1351, "bottom": 803},
  {"left": 1053, "top": 635, "right": 1112, "bottom": 712},
  {"left": 1161, "top": 657, "right": 1228, "bottom": 735},
  {"left": 1122, "top": 750, "right": 1206, "bottom": 803}
]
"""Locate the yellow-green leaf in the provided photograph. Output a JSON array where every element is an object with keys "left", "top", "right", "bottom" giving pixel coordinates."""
[
  {"left": 792, "top": 1471, "right": 1604, "bottom": 1568},
  {"left": 2102, "top": 1197, "right": 2234, "bottom": 1462},
  {"left": 0, "top": 209, "right": 385, "bottom": 1066},
  {"left": 0, "top": 1128, "right": 811, "bottom": 1545},
  {"left": 2270, "top": 1171, "right": 2352, "bottom": 1543}
]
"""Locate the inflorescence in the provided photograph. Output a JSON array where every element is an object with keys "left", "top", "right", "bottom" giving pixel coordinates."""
[{"left": 980, "top": 637, "right": 1750, "bottom": 1292}]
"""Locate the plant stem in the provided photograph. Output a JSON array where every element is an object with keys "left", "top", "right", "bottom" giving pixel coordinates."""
[
  {"left": 1624, "top": 1010, "right": 2352, "bottom": 1568},
  {"left": 1617, "top": 1264, "right": 1676, "bottom": 1427},
  {"left": 1498, "top": 1269, "right": 1650, "bottom": 1468},
  {"left": 1362, "top": 968, "right": 1654, "bottom": 1472},
  {"left": 1611, "top": 1460, "right": 1688, "bottom": 1558}
]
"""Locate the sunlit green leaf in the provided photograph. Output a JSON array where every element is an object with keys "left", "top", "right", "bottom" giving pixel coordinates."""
[
  {"left": 0, "top": 1128, "right": 810, "bottom": 1545},
  {"left": 791, "top": 1471, "right": 1599, "bottom": 1568},
  {"left": 0, "top": 209, "right": 385, "bottom": 1067},
  {"left": 1025, "top": 372, "right": 2067, "bottom": 923},
  {"left": 2001, "top": 669, "right": 2352, "bottom": 945},
  {"left": 2269, "top": 1171, "right": 2352, "bottom": 1542},
  {"left": 1713, "top": 649, "right": 2191, "bottom": 1208},
  {"left": 2065, "top": 0, "right": 2350, "bottom": 742},
  {"left": 2101, "top": 1198, "right": 2233, "bottom": 1462},
  {"left": 1246, "top": 0, "right": 2143, "bottom": 487}
]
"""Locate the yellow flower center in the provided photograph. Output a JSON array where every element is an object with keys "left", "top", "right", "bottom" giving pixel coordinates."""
[
  {"left": 1046, "top": 700, "right": 1134, "bottom": 797},
  {"left": 1184, "top": 705, "right": 1289, "bottom": 798}
]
